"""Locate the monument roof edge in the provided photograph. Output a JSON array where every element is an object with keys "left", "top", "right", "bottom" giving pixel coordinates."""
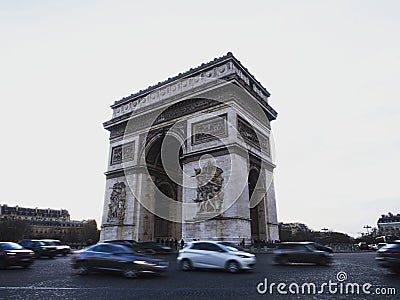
[{"left": 111, "top": 52, "right": 271, "bottom": 109}]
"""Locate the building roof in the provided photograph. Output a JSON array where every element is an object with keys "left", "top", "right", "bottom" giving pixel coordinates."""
[
  {"left": 0, "top": 204, "right": 70, "bottom": 217},
  {"left": 111, "top": 52, "right": 271, "bottom": 109},
  {"left": 378, "top": 213, "right": 400, "bottom": 224}
]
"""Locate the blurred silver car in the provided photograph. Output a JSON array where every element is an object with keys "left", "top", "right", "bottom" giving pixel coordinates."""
[
  {"left": 273, "top": 242, "right": 333, "bottom": 266},
  {"left": 376, "top": 241, "right": 400, "bottom": 274},
  {"left": 177, "top": 241, "right": 256, "bottom": 273}
]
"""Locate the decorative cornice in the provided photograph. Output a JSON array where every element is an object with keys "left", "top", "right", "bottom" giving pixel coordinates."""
[
  {"left": 105, "top": 53, "right": 277, "bottom": 125},
  {"left": 112, "top": 52, "right": 269, "bottom": 107}
]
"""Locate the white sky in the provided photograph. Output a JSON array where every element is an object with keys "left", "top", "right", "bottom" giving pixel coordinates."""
[{"left": 0, "top": 0, "right": 399, "bottom": 237}]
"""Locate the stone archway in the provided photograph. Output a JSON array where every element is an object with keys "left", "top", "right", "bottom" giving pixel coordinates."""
[
  {"left": 100, "top": 53, "right": 279, "bottom": 243},
  {"left": 145, "top": 133, "right": 182, "bottom": 242},
  {"left": 248, "top": 168, "right": 266, "bottom": 242}
]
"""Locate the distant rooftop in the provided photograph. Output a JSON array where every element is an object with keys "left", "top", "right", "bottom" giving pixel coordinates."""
[
  {"left": 0, "top": 204, "right": 69, "bottom": 217},
  {"left": 378, "top": 212, "right": 400, "bottom": 224}
]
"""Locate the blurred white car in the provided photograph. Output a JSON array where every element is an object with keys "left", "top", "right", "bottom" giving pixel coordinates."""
[{"left": 177, "top": 241, "right": 256, "bottom": 273}]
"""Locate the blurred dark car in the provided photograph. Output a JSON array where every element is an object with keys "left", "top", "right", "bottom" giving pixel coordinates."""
[
  {"left": 376, "top": 241, "right": 400, "bottom": 274},
  {"left": 311, "top": 242, "right": 333, "bottom": 253},
  {"left": 104, "top": 240, "right": 156, "bottom": 255},
  {"left": 140, "top": 241, "right": 172, "bottom": 254},
  {"left": 71, "top": 243, "right": 169, "bottom": 278},
  {"left": 377, "top": 243, "right": 387, "bottom": 250},
  {"left": 17, "top": 239, "right": 57, "bottom": 258},
  {"left": 0, "top": 242, "right": 34, "bottom": 269},
  {"left": 358, "top": 242, "right": 370, "bottom": 250},
  {"left": 41, "top": 239, "right": 71, "bottom": 256},
  {"left": 273, "top": 242, "right": 333, "bottom": 266}
]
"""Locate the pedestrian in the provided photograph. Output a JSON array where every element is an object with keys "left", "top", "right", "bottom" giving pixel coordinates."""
[{"left": 180, "top": 239, "right": 184, "bottom": 249}]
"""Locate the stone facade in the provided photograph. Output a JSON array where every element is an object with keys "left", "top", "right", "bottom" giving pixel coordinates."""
[
  {"left": 100, "top": 53, "right": 280, "bottom": 244},
  {"left": 378, "top": 212, "right": 400, "bottom": 237},
  {"left": 0, "top": 204, "right": 98, "bottom": 243}
]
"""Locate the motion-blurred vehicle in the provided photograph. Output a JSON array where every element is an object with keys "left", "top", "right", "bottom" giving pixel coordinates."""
[
  {"left": 377, "top": 243, "right": 387, "bottom": 250},
  {"left": 311, "top": 242, "right": 333, "bottom": 253},
  {"left": 41, "top": 239, "right": 71, "bottom": 256},
  {"left": 103, "top": 240, "right": 156, "bottom": 255},
  {"left": 177, "top": 241, "right": 256, "bottom": 273},
  {"left": 139, "top": 241, "right": 172, "bottom": 254},
  {"left": 273, "top": 242, "right": 333, "bottom": 266},
  {"left": 0, "top": 242, "right": 34, "bottom": 269},
  {"left": 376, "top": 241, "right": 400, "bottom": 274},
  {"left": 71, "top": 243, "right": 168, "bottom": 278},
  {"left": 218, "top": 242, "right": 247, "bottom": 252},
  {"left": 357, "top": 242, "right": 370, "bottom": 250},
  {"left": 369, "top": 244, "right": 378, "bottom": 251},
  {"left": 17, "top": 239, "right": 57, "bottom": 258}
]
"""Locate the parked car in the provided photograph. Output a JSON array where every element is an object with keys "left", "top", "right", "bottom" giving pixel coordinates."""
[
  {"left": 177, "top": 241, "right": 256, "bottom": 273},
  {"left": 71, "top": 243, "right": 169, "bottom": 278},
  {"left": 103, "top": 240, "right": 156, "bottom": 255},
  {"left": 376, "top": 241, "right": 400, "bottom": 274},
  {"left": 17, "top": 239, "right": 57, "bottom": 258},
  {"left": 41, "top": 240, "right": 71, "bottom": 256},
  {"left": 0, "top": 242, "right": 35, "bottom": 269},
  {"left": 273, "top": 242, "right": 333, "bottom": 266},
  {"left": 139, "top": 241, "right": 173, "bottom": 254}
]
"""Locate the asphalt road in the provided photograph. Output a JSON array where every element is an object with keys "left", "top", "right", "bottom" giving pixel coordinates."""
[{"left": 0, "top": 252, "right": 399, "bottom": 300}]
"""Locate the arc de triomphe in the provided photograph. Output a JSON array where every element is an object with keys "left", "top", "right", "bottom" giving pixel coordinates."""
[{"left": 100, "top": 53, "right": 279, "bottom": 244}]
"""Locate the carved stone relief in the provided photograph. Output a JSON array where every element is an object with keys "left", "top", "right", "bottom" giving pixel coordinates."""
[
  {"left": 193, "top": 162, "right": 224, "bottom": 214},
  {"left": 237, "top": 116, "right": 270, "bottom": 155},
  {"left": 107, "top": 182, "right": 127, "bottom": 223},
  {"left": 110, "top": 142, "right": 135, "bottom": 165},
  {"left": 192, "top": 114, "right": 227, "bottom": 145}
]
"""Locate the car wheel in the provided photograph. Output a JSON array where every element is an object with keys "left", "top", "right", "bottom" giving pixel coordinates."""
[
  {"left": 0, "top": 260, "right": 7, "bottom": 269},
  {"left": 181, "top": 259, "right": 192, "bottom": 271},
  {"left": 318, "top": 257, "right": 329, "bottom": 266},
  {"left": 123, "top": 267, "right": 139, "bottom": 278},
  {"left": 226, "top": 261, "right": 240, "bottom": 273},
  {"left": 277, "top": 256, "right": 289, "bottom": 265},
  {"left": 390, "top": 267, "right": 400, "bottom": 275},
  {"left": 76, "top": 262, "right": 89, "bottom": 275}
]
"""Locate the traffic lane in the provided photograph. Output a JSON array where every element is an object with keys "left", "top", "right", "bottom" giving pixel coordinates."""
[{"left": 0, "top": 253, "right": 399, "bottom": 299}]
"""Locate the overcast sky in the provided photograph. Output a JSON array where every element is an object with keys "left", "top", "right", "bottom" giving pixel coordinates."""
[{"left": 1, "top": 1, "right": 399, "bottom": 237}]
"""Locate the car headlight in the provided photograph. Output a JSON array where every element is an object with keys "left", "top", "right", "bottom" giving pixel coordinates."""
[
  {"left": 236, "top": 254, "right": 251, "bottom": 258},
  {"left": 134, "top": 260, "right": 156, "bottom": 266}
]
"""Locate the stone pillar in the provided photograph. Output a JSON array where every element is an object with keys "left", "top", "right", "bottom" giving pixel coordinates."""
[{"left": 181, "top": 152, "right": 251, "bottom": 243}]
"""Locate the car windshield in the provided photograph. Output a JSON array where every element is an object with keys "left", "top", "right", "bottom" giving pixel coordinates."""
[
  {"left": 110, "top": 244, "right": 138, "bottom": 255},
  {"left": 218, "top": 243, "right": 239, "bottom": 252},
  {"left": 1, "top": 242, "right": 24, "bottom": 250},
  {"left": 44, "top": 241, "right": 59, "bottom": 246}
]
